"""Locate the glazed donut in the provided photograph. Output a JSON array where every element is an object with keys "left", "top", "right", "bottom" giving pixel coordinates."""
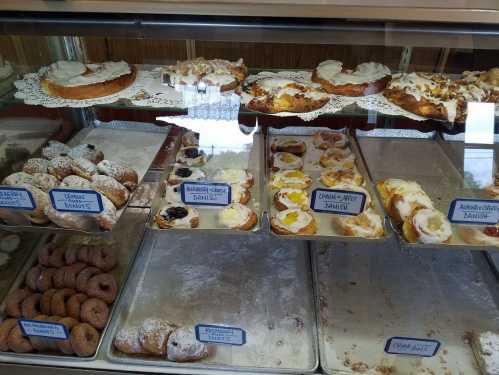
[
  {"left": 114, "top": 326, "right": 147, "bottom": 355},
  {"left": 48, "top": 155, "right": 73, "bottom": 180},
  {"left": 91, "top": 175, "right": 129, "bottom": 209},
  {"left": 64, "top": 247, "right": 78, "bottom": 265},
  {"left": 76, "top": 267, "right": 101, "bottom": 293},
  {"left": 97, "top": 160, "right": 138, "bottom": 191},
  {"left": 64, "top": 263, "right": 87, "bottom": 289},
  {"left": 23, "top": 158, "right": 49, "bottom": 175},
  {"left": 5, "top": 289, "right": 32, "bottom": 318},
  {"left": 51, "top": 288, "right": 76, "bottom": 316},
  {"left": 25, "top": 265, "right": 42, "bottom": 291},
  {"left": 53, "top": 267, "right": 67, "bottom": 289},
  {"left": 0, "top": 319, "right": 18, "bottom": 351},
  {"left": 67, "top": 293, "right": 88, "bottom": 320},
  {"left": 40, "top": 289, "right": 57, "bottom": 315},
  {"left": 38, "top": 243, "right": 55, "bottom": 267},
  {"left": 81, "top": 298, "right": 109, "bottom": 330},
  {"left": 70, "top": 157, "right": 97, "bottom": 180},
  {"left": 48, "top": 246, "right": 67, "bottom": 268},
  {"left": 138, "top": 318, "right": 176, "bottom": 356},
  {"left": 70, "top": 323, "right": 99, "bottom": 357},
  {"left": 87, "top": 273, "right": 118, "bottom": 303},
  {"left": 56, "top": 317, "right": 79, "bottom": 355},
  {"left": 36, "top": 268, "right": 56, "bottom": 292},
  {"left": 89, "top": 246, "right": 117, "bottom": 272},
  {"left": 29, "top": 314, "right": 50, "bottom": 352},
  {"left": 77, "top": 245, "right": 90, "bottom": 263},
  {"left": 8, "top": 325, "right": 33, "bottom": 353},
  {"left": 21, "top": 293, "right": 42, "bottom": 319}
]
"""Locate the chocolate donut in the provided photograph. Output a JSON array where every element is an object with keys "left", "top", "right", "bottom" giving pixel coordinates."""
[
  {"left": 0, "top": 319, "right": 18, "bottom": 351},
  {"left": 70, "top": 323, "right": 99, "bottom": 357},
  {"left": 56, "top": 317, "right": 79, "bottom": 355},
  {"left": 76, "top": 267, "right": 100, "bottom": 293},
  {"left": 64, "top": 247, "right": 78, "bottom": 265},
  {"left": 40, "top": 289, "right": 57, "bottom": 315},
  {"left": 48, "top": 246, "right": 67, "bottom": 268},
  {"left": 67, "top": 293, "right": 88, "bottom": 320},
  {"left": 89, "top": 246, "right": 117, "bottom": 272},
  {"left": 21, "top": 293, "right": 42, "bottom": 319},
  {"left": 51, "top": 288, "right": 76, "bottom": 317},
  {"left": 86, "top": 273, "right": 118, "bottom": 304},
  {"left": 36, "top": 268, "right": 56, "bottom": 292},
  {"left": 63, "top": 262, "right": 86, "bottom": 289},
  {"left": 25, "top": 265, "right": 42, "bottom": 291},
  {"left": 5, "top": 289, "right": 32, "bottom": 318},
  {"left": 81, "top": 298, "right": 109, "bottom": 330},
  {"left": 7, "top": 325, "right": 33, "bottom": 353}
]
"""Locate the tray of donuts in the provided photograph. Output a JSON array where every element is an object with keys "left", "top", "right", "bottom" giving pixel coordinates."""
[
  {"left": 0, "top": 126, "right": 168, "bottom": 235},
  {"left": 148, "top": 129, "right": 264, "bottom": 233},
  {"left": 356, "top": 131, "right": 499, "bottom": 250},
  {"left": 0, "top": 207, "right": 148, "bottom": 360},
  {"left": 266, "top": 126, "right": 390, "bottom": 241}
]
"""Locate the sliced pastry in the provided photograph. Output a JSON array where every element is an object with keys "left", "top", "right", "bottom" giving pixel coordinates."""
[
  {"left": 270, "top": 138, "right": 306, "bottom": 156},
  {"left": 218, "top": 203, "right": 257, "bottom": 230},
  {"left": 154, "top": 204, "right": 199, "bottom": 229},
  {"left": 167, "top": 166, "right": 206, "bottom": 185},
  {"left": 273, "top": 188, "right": 309, "bottom": 211},
  {"left": 271, "top": 152, "right": 303, "bottom": 172},
  {"left": 332, "top": 208, "right": 384, "bottom": 238},
  {"left": 319, "top": 147, "right": 355, "bottom": 168},
  {"left": 402, "top": 208, "right": 452, "bottom": 244},
  {"left": 270, "top": 170, "right": 312, "bottom": 190},
  {"left": 458, "top": 225, "right": 499, "bottom": 247},
  {"left": 176, "top": 147, "right": 206, "bottom": 167},
  {"left": 312, "top": 131, "right": 348, "bottom": 149},
  {"left": 312, "top": 60, "right": 391, "bottom": 96},
  {"left": 212, "top": 169, "right": 253, "bottom": 188},
  {"left": 319, "top": 165, "right": 363, "bottom": 187},
  {"left": 271, "top": 208, "right": 317, "bottom": 235}
]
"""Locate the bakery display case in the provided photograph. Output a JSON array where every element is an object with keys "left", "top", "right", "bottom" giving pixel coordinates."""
[{"left": 0, "top": 2, "right": 498, "bottom": 375}]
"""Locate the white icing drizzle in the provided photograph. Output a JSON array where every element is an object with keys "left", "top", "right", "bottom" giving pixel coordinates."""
[
  {"left": 219, "top": 203, "right": 252, "bottom": 228},
  {"left": 412, "top": 208, "right": 452, "bottom": 244},
  {"left": 317, "top": 61, "right": 390, "bottom": 85},
  {"left": 255, "top": 78, "right": 328, "bottom": 101},
  {"left": 275, "top": 209, "right": 313, "bottom": 233}
]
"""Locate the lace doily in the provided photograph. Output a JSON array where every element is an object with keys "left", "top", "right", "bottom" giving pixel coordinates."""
[{"left": 14, "top": 69, "right": 153, "bottom": 108}]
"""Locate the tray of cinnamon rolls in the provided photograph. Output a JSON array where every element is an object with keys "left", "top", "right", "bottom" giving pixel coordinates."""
[
  {"left": 357, "top": 130, "right": 499, "bottom": 250},
  {"left": 149, "top": 128, "right": 264, "bottom": 234},
  {"left": 0, "top": 126, "right": 167, "bottom": 235},
  {"left": 0, "top": 207, "right": 147, "bottom": 360},
  {"left": 266, "top": 127, "right": 389, "bottom": 241}
]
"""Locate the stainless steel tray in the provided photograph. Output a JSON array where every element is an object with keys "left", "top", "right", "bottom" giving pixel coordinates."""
[
  {"left": 106, "top": 231, "right": 318, "bottom": 373},
  {"left": 356, "top": 130, "right": 497, "bottom": 251},
  {"left": 0, "top": 126, "right": 168, "bottom": 236},
  {"left": 0, "top": 207, "right": 149, "bottom": 362},
  {"left": 266, "top": 126, "right": 391, "bottom": 242},
  {"left": 149, "top": 128, "right": 265, "bottom": 234},
  {"left": 312, "top": 240, "right": 499, "bottom": 375}
]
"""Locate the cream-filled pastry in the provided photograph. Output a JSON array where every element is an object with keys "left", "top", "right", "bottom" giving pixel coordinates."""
[
  {"left": 271, "top": 152, "right": 303, "bottom": 171},
  {"left": 271, "top": 208, "right": 316, "bottom": 235},
  {"left": 212, "top": 169, "right": 254, "bottom": 188},
  {"left": 154, "top": 204, "right": 199, "bottom": 229},
  {"left": 332, "top": 208, "right": 384, "bottom": 238},
  {"left": 270, "top": 170, "right": 312, "bottom": 190},
  {"left": 273, "top": 188, "right": 309, "bottom": 211},
  {"left": 167, "top": 166, "right": 206, "bottom": 185},
  {"left": 218, "top": 203, "right": 257, "bottom": 230},
  {"left": 403, "top": 208, "right": 452, "bottom": 244},
  {"left": 319, "top": 147, "right": 355, "bottom": 168}
]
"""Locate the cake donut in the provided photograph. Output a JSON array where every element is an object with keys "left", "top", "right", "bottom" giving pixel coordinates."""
[
  {"left": 48, "top": 245, "right": 67, "bottom": 268},
  {"left": 41, "top": 140, "right": 71, "bottom": 160},
  {"left": 319, "top": 147, "right": 355, "bottom": 169},
  {"left": 21, "top": 293, "right": 42, "bottom": 319},
  {"left": 176, "top": 147, "right": 206, "bottom": 167},
  {"left": 51, "top": 288, "right": 76, "bottom": 316},
  {"left": 319, "top": 165, "right": 363, "bottom": 187},
  {"left": 114, "top": 326, "right": 147, "bottom": 355},
  {"left": 88, "top": 246, "right": 117, "bottom": 272},
  {"left": 0, "top": 319, "right": 17, "bottom": 351},
  {"left": 167, "top": 166, "right": 206, "bottom": 185},
  {"left": 67, "top": 293, "right": 88, "bottom": 320},
  {"left": 167, "top": 327, "right": 210, "bottom": 362},
  {"left": 154, "top": 205, "right": 200, "bottom": 229},
  {"left": 31, "top": 173, "right": 59, "bottom": 193},
  {"left": 25, "top": 265, "right": 42, "bottom": 291},
  {"left": 81, "top": 298, "right": 109, "bottom": 329},
  {"left": 139, "top": 318, "right": 176, "bottom": 356},
  {"left": 53, "top": 267, "right": 67, "bottom": 289},
  {"left": 1, "top": 172, "right": 33, "bottom": 186},
  {"left": 56, "top": 317, "right": 79, "bottom": 355},
  {"left": 402, "top": 208, "right": 452, "bottom": 244},
  {"left": 270, "top": 138, "right": 307, "bottom": 156},
  {"left": 70, "top": 323, "right": 99, "bottom": 357},
  {"left": 65, "top": 247, "right": 78, "bottom": 265},
  {"left": 86, "top": 273, "right": 118, "bottom": 303},
  {"left": 218, "top": 203, "right": 258, "bottom": 230},
  {"left": 69, "top": 144, "right": 104, "bottom": 164},
  {"left": 274, "top": 188, "right": 309, "bottom": 211},
  {"left": 5, "top": 288, "right": 32, "bottom": 318},
  {"left": 271, "top": 152, "right": 303, "bottom": 172},
  {"left": 70, "top": 157, "right": 98, "bottom": 180},
  {"left": 270, "top": 170, "right": 313, "bottom": 190},
  {"left": 40, "top": 289, "right": 57, "bottom": 315},
  {"left": 96, "top": 160, "right": 138, "bottom": 191},
  {"left": 23, "top": 158, "right": 49, "bottom": 174},
  {"left": 76, "top": 266, "right": 101, "bottom": 292},
  {"left": 332, "top": 208, "right": 384, "bottom": 238},
  {"left": 60, "top": 175, "right": 92, "bottom": 188},
  {"left": 7, "top": 325, "right": 33, "bottom": 353},
  {"left": 313, "top": 131, "right": 348, "bottom": 149},
  {"left": 212, "top": 169, "right": 254, "bottom": 188},
  {"left": 63, "top": 262, "right": 87, "bottom": 289},
  {"left": 48, "top": 155, "right": 73, "bottom": 180},
  {"left": 271, "top": 208, "right": 317, "bottom": 235},
  {"left": 91, "top": 175, "right": 129, "bottom": 208},
  {"left": 312, "top": 60, "right": 391, "bottom": 96},
  {"left": 77, "top": 245, "right": 90, "bottom": 263},
  {"left": 36, "top": 267, "right": 56, "bottom": 291}
]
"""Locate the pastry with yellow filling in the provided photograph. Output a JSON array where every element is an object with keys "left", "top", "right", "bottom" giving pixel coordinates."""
[
  {"left": 319, "top": 165, "right": 363, "bottom": 187},
  {"left": 332, "top": 208, "right": 384, "bottom": 238},
  {"left": 270, "top": 208, "right": 317, "bottom": 235},
  {"left": 271, "top": 152, "right": 303, "bottom": 172},
  {"left": 230, "top": 184, "right": 251, "bottom": 205},
  {"left": 270, "top": 138, "right": 306, "bottom": 156},
  {"left": 273, "top": 188, "right": 309, "bottom": 211},
  {"left": 402, "top": 208, "right": 452, "bottom": 244},
  {"left": 270, "top": 170, "right": 313, "bottom": 190},
  {"left": 218, "top": 203, "right": 257, "bottom": 230},
  {"left": 319, "top": 147, "right": 355, "bottom": 168}
]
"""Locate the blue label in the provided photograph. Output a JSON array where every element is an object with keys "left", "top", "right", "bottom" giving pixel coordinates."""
[
  {"left": 310, "top": 188, "right": 366, "bottom": 215},
  {"left": 0, "top": 187, "right": 35, "bottom": 210},
  {"left": 49, "top": 189, "right": 103, "bottom": 214},
  {"left": 448, "top": 198, "right": 499, "bottom": 225},
  {"left": 195, "top": 324, "right": 246, "bottom": 346},
  {"left": 18, "top": 319, "right": 69, "bottom": 340},
  {"left": 181, "top": 182, "right": 231, "bottom": 206},
  {"left": 385, "top": 337, "right": 440, "bottom": 357}
]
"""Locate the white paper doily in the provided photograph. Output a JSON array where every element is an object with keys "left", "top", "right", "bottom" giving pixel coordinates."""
[{"left": 14, "top": 68, "right": 154, "bottom": 108}]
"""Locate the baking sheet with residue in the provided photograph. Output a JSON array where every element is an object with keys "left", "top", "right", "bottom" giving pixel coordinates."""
[
  {"left": 107, "top": 231, "right": 318, "bottom": 373},
  {"left": 313, "top": 240, "right": 499, "bottom": 375}
]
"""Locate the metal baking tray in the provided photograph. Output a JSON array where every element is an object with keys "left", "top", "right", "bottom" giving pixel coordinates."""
[
  {"left": 0, "top": 126, "right": 169, "bottom": 237},
  {"left": 0, "top": 207, "right": 148, "bottom": 362},
  {"left": 106, "top": 231, "right": 318, "bottom": 373},
  {"left": 148, "top": 127, "right": 264, "bottom": 234},
  {"left": 356, "top": 129, "right": 497, "bottom": 251},
  {"left": 312, "top": 240, "right": 499, "bottom": 375},
  {"left": 266, "top": 126, "right": 391, "bottom": 242}
]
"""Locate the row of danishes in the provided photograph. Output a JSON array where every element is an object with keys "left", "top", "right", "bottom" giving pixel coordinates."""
[{"left": 36, "top": 58, "right": 498, "bottom": 123}]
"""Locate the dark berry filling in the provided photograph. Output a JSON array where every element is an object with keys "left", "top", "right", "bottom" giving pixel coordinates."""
[
  {"left": 163, "top": 206, "right": 188, "bottom": 220},
  {"left": 176, "top": 168, "right": 192, "bottom": 178},
  {"left": 87, "top": 144, "right": 96, "bottom": 150},
  {"left": 484, "top": 227, "right": 499, "bottom": 237},
  {"left": 185, "top": 148, "right": 200, "bottom": 159}
]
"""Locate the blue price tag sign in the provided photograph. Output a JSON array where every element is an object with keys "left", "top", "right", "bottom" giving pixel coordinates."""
[
  {"left": 385, "top": 337, "right": 440, "bottom": 357},
  {"left": 448, "top": 198, "right": 499, "bottom": 225},
  {"left": 18, "top": 319, "right": 69, "bottom": 340},
  {"left": 310, "top": 188, "right": 366, "bottom": 215},
  {"left": 181, "top": 182, "right": 231, "bottom": 207},
  {"left": 49, "top": 189, "right": 103, "bottom": 214},
  {"left": 0, "top": 187, "right": 35, "bottom": 210},
  {"left": 195, "top": 324, "right": 246, "bottom": 346}
]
